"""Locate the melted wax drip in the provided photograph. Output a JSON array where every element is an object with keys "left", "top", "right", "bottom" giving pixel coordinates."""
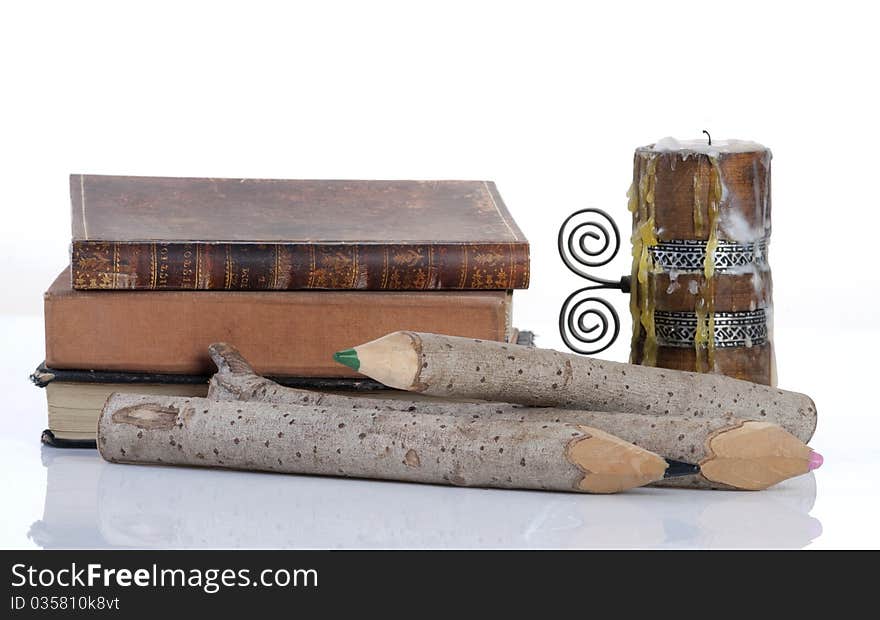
[
  {"left": 693, "top": 166, "right": 704, "bottom": 237},
  {"left": 694, "top": 157, "right": 723, "bottom": 373},
  {"left": 628, "top": 154, "right": 659, "bottom": 366},
  {"left": 629, "top": 150, "right": 726, "bottom": 374}
]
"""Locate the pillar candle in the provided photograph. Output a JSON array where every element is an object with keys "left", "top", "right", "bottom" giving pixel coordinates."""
[{"left": 628, "top": 137, "right": 774, "bottom": 385}]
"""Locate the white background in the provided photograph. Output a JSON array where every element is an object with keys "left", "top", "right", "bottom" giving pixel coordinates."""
[{"left": 1, "top": 1, "right": 878, "bottom": 548}]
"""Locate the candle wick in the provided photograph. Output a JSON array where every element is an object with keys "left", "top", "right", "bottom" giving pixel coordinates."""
[{"left": 702, "top": 130, "right": 712, "bottom": 146}]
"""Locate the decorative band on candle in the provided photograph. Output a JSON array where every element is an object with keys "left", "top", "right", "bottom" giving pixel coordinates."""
[
  {"left": 654, "top": 309, "right": 768, "bottom": 348},
  {"left": 648, "top": 238, "right": 769, "bottom": 273}
]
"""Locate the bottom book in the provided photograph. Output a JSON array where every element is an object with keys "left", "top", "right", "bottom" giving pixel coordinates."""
[{"left": 32, "top": 331, "right": 535, "bottom": 447}]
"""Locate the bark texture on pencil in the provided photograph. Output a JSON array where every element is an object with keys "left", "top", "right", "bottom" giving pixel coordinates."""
[
  {"left": 339, "top": 331, "right": 818, "bottom": 443},
  {"left": 98, "top": 392, "right": 671, "bottom": 494},
  {"left": 206, "top": 343, "right": 524, "bottom": 416},
  {"left": 208, "top": 343, "right": 819, "bottom": 490}
]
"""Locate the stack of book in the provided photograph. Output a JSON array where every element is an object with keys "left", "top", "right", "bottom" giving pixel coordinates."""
[{"left": 33, "top": 175, "right": 531, "bottom": 445}]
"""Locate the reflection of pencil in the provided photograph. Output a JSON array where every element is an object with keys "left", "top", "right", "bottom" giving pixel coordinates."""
[
  {"left": 333, "top": 331, "right": 818, "bottom": 443},
  {"left": 100, "top": 393, "right": 693, "bottom": 495}
]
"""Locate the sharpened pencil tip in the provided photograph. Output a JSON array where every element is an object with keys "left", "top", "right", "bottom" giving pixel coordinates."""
[
  {"left": 808, "top": 451, "right": 823, "bottom": 471},
  {"left": 663, "top": 458, "right": 700, "bottom": 479},
  {"left": 333, "top": 349, "right": 360, "bottom": 371}
]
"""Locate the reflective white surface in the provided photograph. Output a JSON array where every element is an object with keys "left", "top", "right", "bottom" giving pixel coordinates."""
[
  {"left": 26, "top": 447, "right": 820, "bottom": 549},
  {"left": 2, "top": 315, "right": 877, "bottom": 549},
  {"left": 2, "top": 1, "right": 878, "bottom": 549}
]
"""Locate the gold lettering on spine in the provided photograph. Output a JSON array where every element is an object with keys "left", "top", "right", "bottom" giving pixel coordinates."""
[
  {"left": 112, "top": 242, "right": 120, "bottom": 289},
  {"left": 157, "top": 244, "right": 170, "bottom": 288},
  {"left": 224, "top": 245, "right": 233, "bottom": 290},
  {"left": 381, "top": 246, "right": 390, "bottom": 290},
  {"left": 307, "top": 246, "right": 316, "bottom": 288},
  {"left": 351, "top": 244, "right": 359, "bottom": 288},
  {"left": 181, "top": 245, "right": 195, "bottom": 288},
  {"left": 458, "top": 245, "right": 469, "bottom": 289},
  {"left": 195, "top": 245, "right": 203, "bottom": 289},
  {"left": 507, "top": 241, "right": 515, "bottom": 289},
  {"left": 150, "top": 243, "right": 158, "bottom": 289}
]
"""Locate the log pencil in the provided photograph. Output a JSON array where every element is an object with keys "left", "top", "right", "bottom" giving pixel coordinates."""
[
  {"left": 334, "top": 331, "right": 818, "bottom": 443},
  {"left": 98, "top": 392, "right": 693, "bottom": 494},
  {"left": 208, "top": 343, "right": 821, "bottom": 490}
]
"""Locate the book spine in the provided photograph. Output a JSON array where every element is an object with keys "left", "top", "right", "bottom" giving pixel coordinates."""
[{"left": 71, "top": 241, "right": 530, "bottom": 290}]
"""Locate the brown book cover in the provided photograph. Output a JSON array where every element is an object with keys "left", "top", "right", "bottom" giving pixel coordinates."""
[
  {"left": 45, "top": 269, "right": 512, "bottom": 376},
  {"left": 70, "top": 175, "right": 529, "bottom": 291}
]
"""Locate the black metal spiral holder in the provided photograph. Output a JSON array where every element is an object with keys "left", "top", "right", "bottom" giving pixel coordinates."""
[{"left": 557, "top": 208, "right": 629, "bottom": 355}]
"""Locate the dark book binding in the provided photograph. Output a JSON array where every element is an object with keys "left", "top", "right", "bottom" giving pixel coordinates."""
[
  {"left": 41, "top": 431, "right": 97, "bottom": 449},
  {"left": 30, "top": 364, "right": 387, "bottom": 391},
  {"left": 70, "top": 176, "right": 529, "bottom": 291},
  {"left": 33, "top": 330, "right": 536, "bottom": 450}
]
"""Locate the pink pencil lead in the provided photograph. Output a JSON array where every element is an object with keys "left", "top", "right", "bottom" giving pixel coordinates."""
[{"left": 808, "top": 451, "right": 824, "bottom": 471}]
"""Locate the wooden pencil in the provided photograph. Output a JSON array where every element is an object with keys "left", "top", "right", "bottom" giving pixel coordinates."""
[
  {"left": 98, "top": 392, "right": 691, "bottom": 494},
  {"left": 208, "top": 343, "right": 820, "bottom": 490},
  {"left": 335, "top": 331, "right": 818, "bottom": 443}
]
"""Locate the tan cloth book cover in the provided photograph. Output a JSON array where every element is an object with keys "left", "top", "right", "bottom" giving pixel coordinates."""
[{"left": 45, "top": 269, "right": 512, "bottom": 376}]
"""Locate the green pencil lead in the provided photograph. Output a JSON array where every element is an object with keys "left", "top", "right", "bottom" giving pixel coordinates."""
[{"left": 333, "top": 349, "right": 360, "bottom": 371}]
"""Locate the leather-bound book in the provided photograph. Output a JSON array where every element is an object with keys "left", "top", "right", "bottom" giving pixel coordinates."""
[
  {"left": 44, "top": 269, "right": 513, "bottom": 376},
  {"left": 70, "top": 175, "right": 529, "bottom": 291}
]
